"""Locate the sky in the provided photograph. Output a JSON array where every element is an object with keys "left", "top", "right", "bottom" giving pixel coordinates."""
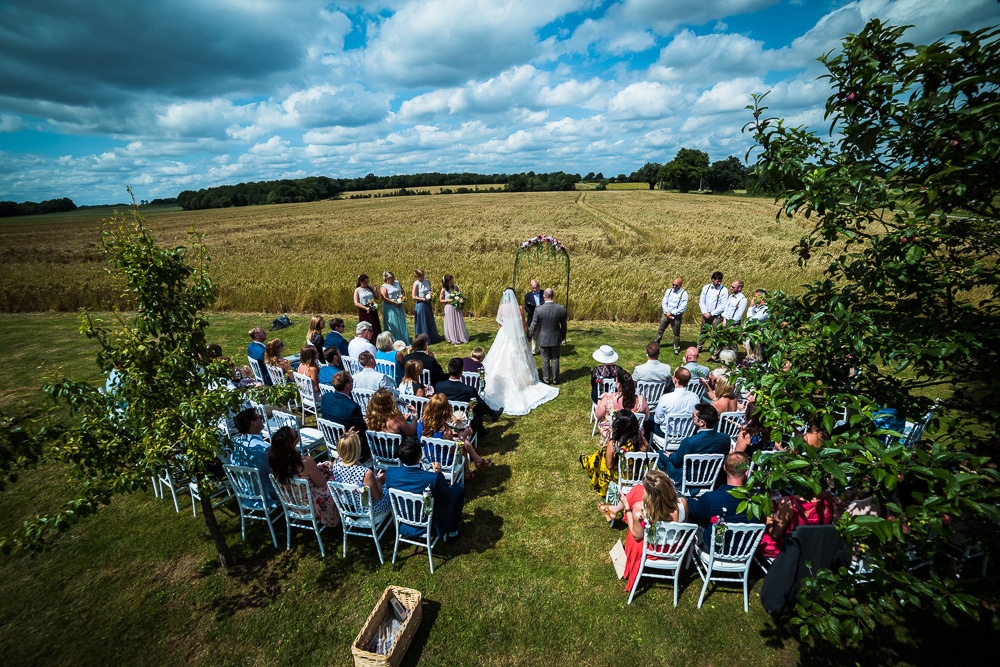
[{"left": 0, "top": 0, "right": 996, "bottom": 206}]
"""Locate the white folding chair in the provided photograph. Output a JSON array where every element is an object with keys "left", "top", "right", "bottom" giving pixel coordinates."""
[
  {"left": 224, "top": 464, "right": 282, "bottom": 548},
  {"left": 249, "top": 401, "right": 280, "bottom": 441},
  {"left": 900, "top": 398, "right": 941, "bottom": 447},
  {"left": 351, "top": 388, "right": 375, "bottom": 415},
  {"left": 188, "top": 474, "right": 233, "bottom": 517},
  {"left": 270, "top": 474, "right": 327, "bottom": 557},
  {"left": 689, "top": 379, "right": 708, "bottom": 400},
  {"left": 718, "top": 411, "right": 744, "bottom": 440},
  {"left": 327, "top": 481, "right": 392, "bottom": 564},
  {"left": 590, "top": 377, "right": 617, "bottom": 436},
  {"left": 420, "top": 368, "right": 432, "bottom": 387},
  {"left": 401, "top": 394, "right": 430, "bottom": 420},
  {"left": 448, "top": 399, "right": 477, "bottom": 447},
  {"left": 367, "top": 430, "right": 403, "bottom": 471},
  {"left": 628, "top": 522, "right": 701, "bottom": 606},
  {"left": 316, "top": 417, "right": 346, "bottom": 459},
  {"left": 319, "top": 383, "right": 337, "bottom": 399},
  {"left": 375, "top": 359, "right": 396, "bottom": 379},
  {"left": 680, "top": 453, "right": 725, "bottom": 497},
  {"left": 421, "top": 436, "right": 465, "bottom": 486},
  {"left": 617, "top": 451, "right": 660, "bottom": 497},
  {"left": 388, "top": 488, "right": 439, "bottom": 573},
  {"left": 292, "top": 372, "right": 319, "bottom": 423},
  {"left": 247, "top": 355, "right": 266, "bottom": 383},
  {"left": 156, "top": 464, "right": 191, "bottom": 513},
  {"left": 695, "top": 522, "right": 767, "bottom": 612},
  {"left": 651, "top": 415, "right": 697, "bottom": 451},
  {"left": 460, "top": 371, "right": 481, "bottom": 391},
  {"left": 266, "top": 364, "right": 288, "bottom": 386},
  {"left": 635, "top": 380, "right": 667, "bottom": 412},
  {"left": 342, "top": 355, "right": 363, "bottom": 376},
  {"left": 271, "top": 410, "right": 326, "bottom": 460}
]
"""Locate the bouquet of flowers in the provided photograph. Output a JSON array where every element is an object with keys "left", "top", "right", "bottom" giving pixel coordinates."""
[
  {"left": 397, "top": 294, "right": 406, "bottom": 305},
  {"left": 450, "top": 290, "right": 467, "bottom": 311},
  {"left": 711, "top": 507, "right": 729, "bottom": 551},
  {"left": 368, "top": 300, "right": 379, "bottom": 313}
]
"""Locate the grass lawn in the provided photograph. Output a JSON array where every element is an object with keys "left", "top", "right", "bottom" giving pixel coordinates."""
[{"left": 1, "top": 311, "right": 994, "bottom": 666}]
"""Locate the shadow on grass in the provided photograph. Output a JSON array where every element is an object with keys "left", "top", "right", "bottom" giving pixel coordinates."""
[
  {"left": 203, "top": 545, "right": 299, "bottom": 619},
  {"left": 759, "top": 602, "right": 1000, "bottom": 664},
  {"left": 558, "top": 366, "right": 593, "bottom": 384},
  {"left": 481, "top": 422, "right": 520, "bottom": 456},
  {"left": 466, "top": 462, "right": 511, "bottom": 500},
  {"left": 400, "top": 597, "right": 441, "bottom": 667}
]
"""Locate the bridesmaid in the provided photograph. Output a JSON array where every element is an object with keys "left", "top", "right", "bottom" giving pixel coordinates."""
[
  {"left": 440, "top": 273, "right": 469, "bottom": 345},
  {"left": 380, "top": 270, "right": 410, "bottom": 345},
  {"left": 353, "top": 274, "right": 381, "bottom": 337},
  {"left": 412, "top": 268, "right": 440, "bottom": 344}
]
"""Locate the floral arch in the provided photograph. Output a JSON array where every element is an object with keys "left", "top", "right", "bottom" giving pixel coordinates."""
[{"left": 512, "top": 235, "right": 570, "bottom": 311}]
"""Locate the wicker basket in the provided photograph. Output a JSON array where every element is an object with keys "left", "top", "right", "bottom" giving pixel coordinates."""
[{"left": 352, "top": 586, "right": 423, "bottom": 667}]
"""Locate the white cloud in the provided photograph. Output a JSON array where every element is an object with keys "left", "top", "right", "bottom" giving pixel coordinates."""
[{"left": 607, "top": 82, "right": 683, "bottom": 119}]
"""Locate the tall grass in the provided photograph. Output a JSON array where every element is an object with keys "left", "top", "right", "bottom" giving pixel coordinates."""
[{"left": 0, "top": 191, "right": 818, "bottom": 320}]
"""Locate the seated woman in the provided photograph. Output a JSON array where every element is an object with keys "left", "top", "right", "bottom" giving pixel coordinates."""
[
  {"left": 582, "top": 409, "right": 648, "bottom": 502},
  {"left": 591, "top": 345, "right": 624, "bottom": 404},
  {"left": 331, "top": 431, "right": 390, "bottom": 517},
  {"left": 705, "top": 376, "right": 739, "bottom": 415},
  {"left": 365, "top": 387, "right": 417, "bottom": 436},
  {"left": 594, "top": 369, "right": 650, "bottom": 443},
  {"left": 706, "top": 348, "right": 737, "bottom": 391},
  {"left": 418, "top": 392, "right": 491, "bottom": 479},
  {"left": 268, "top": 426, "right": 339, "bottom": 527},
  {"left": 398, "top": 360, "right": 428, "bottom": 397},
  {"left": 296, "top": 346, "right": 321, "bottom": 399},
  {"left": 307, "top": 315, "right": 326, "bottom": 358},
  {"left": 319, "top": 346, "right": 345, "bottom": 385},
  {"left": 264, "top": 338, "right": 294, "bottom": 382},
  {"left": 758, "top": 491, "right": 845, "bottom": 558},
  {"left": 616, "top": 470, "right": 688, "bottom": 593},
  {"left": 375, "top": 331, "right": 404, "bottom": 384}
]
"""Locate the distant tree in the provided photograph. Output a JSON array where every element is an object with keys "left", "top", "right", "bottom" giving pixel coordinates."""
[
  {"left": 594, "top": 172, "right": 604, "bottom": 181},
  {"left": 629, "top": 162, "right": 662, "bottom": 189},
  {"left": 660, "top": 148, "right": 709, "bottom": 193},
  {"left": 707, "top": 156, "right": 747, "bottom": 192},
  {"left": 583, "top": 171, "right": 596, "bottom": 181},
  {"left": 616, "top": 173, "right": 627, "bottom": 183}
]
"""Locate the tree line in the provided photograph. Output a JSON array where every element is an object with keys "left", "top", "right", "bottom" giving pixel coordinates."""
[
  {"left": 0, "top": 197, "right": 77, "bottom": 218},
  {"left": 629, "top": 151, "right": 749, "bottom": 193}
]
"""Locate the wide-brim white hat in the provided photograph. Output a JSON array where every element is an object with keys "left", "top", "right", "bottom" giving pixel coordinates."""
[{"left": 592, "top": 344, "right": 619, "bottom": 364}]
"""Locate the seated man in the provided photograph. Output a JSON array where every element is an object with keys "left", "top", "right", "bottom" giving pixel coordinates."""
[
  {"left": 348, "top": 321, "right": 378, "bottom": 360},
  {"left": 681, "top": 346, "right": 711, "bottom": 381},
  {"left": 323, "top": 317, "right": 351, "bottom": 357},
  {"left": 658, "top": 403, "right": 732, "bottom": 487},
  {"left": 247, "top": 326, "right": 272, "bottom": 386},
  {"left": 231, "top": 407, "right": 275, "bottom": 503},
  {"left": 632, "top": 341, "right": 672, "bottom": 384},
  {"left": 462, "top": 347, "right": 486, "bottom": 374},
  {"left": 383, "top": 435, "right": 465, "bottom": 541},
  {"left": 352, "top": 351, "right": 398, "bottom": 395},
  {"left": 652, "top": 367, "right": 701, "bottom": 437},
  {"left": 402, "top": 333, "right": 446, "bottom": 386},
  {"left": 434, "top": 357, "right": 502, "bottom": 437},
  {"left": 319, "top": 371, "right": 369, "bottom": 461},
  {"left": 686, "top": 451, "right": 751, "bottom": 547}
]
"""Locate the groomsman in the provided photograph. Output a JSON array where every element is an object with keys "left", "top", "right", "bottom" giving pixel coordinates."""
[{"left": 524, "top": 279, "right": 543, "bottom": 354}]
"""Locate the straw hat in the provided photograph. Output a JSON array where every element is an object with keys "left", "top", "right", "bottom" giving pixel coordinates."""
[{"left": 592, "top": 345, "right": 619, "bottom": 364}]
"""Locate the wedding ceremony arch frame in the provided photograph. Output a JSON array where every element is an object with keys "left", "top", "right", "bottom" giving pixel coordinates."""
[{"left": 512, "top": 235, "right": 570, "bottom": 312}]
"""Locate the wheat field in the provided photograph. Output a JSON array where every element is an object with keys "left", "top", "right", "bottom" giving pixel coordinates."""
[{"left": 0, "top": 190, "right": 818, "bottom": 320}]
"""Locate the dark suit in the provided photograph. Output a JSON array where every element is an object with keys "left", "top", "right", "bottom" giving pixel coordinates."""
[
  {"left": 686, "top": 484, "right": 749, "bottom": 546},
  {"left": 319, "top": 391, "right": 370, "bottom": 461},
  {"left": 524, "top": 289, "right": 543, "bottom": 327},
  {"left": 323, "top": 330, "right": 350, "bottom": 357},
  {"left": 434, "top": 378, "right": 489, "bottom": 435},
  {"left": 527, "top": 300, "right": 567, "bottom": 382},
  {"left": 402, "top": 350, "right": 446, "bottom": 386},
  {"left": 658, "top": 428, "right": 732, "bottom": 487},
  {"left": 384, "top": 464, "right": 465, "bottom": 538}
]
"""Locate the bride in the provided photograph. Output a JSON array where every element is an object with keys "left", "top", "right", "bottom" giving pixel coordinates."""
[{"left": 483, "top": 288, "right": 559, "bottom": 416}]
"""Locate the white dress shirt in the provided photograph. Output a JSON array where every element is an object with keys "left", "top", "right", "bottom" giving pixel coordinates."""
[
  {"left": 661, "top": 287, "right": 689, "bottom": 316},
  {"left": 699, "top": 283, "right": 729, "bottom": 317},
  {"left": 654, "top": 389, "right": 701, "bottom": 425},
  {"left": 722, "top": 292, "right": 749, "bottom": 323},
  {"left": 348, "top": 337, "right": 377, "bottom": 360}
]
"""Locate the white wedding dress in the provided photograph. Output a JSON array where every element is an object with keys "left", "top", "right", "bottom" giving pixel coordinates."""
[{"left": 483, "top": 289, "right": 559, "bottom": 416}]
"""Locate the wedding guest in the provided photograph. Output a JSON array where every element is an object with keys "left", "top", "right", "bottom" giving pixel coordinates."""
[
  {"left": 632, "top": 341, "right": 672, "bottom": 384},
  {"left": 734, "top": 405, "right": 772, "bottom": 457},
  {"left": 348, "top": 321, "right": 377, "bottom": 359},
  {"left": 324, "top": 317, "right": 351, "bottom": 356},
  {"left": 758, "top": 491, "right": 845, "bottom": 558},
  {"left": 652, "top": 368, "right": 701, "bottom": 438},
  {"left": 365, "top": 388, "right": 417, "bottom": 436},
  {"left": 231, "top": 407, "right": 275, "bottom": 503},
  {"left": 353, "top": 351, "right": 399, "bottom": 397},
  {"left": 398, "top": 360, "right": 428, "bottom": 397},
  {"left": 591, "top": 344, "right": 624, "bottom": 403},
  {"left": 657, "top": 403, "right": 731, "bottom": 488},
  {"left": 306, "top": 315, "right": 325, "bottom": 358},
  {"left": 319, "top": 346, "right": 345, "bottom": 385},
  {"left": 331, "top": 432, "right": 390, "bottom": 517},
  {"left": 375, "top": 331, "right": 404, "bottom": 383},
  {"left": 296, "top": 346, "right": 321, "bottom": 398},
  {"left": 320, "top": 372, "right": 369, "bottom": 460},
  {"left": 247, "top": 326, "right": 272, "bottom": 386},
  {"left": 594, "top": 369, "right": 650, "bottom": 443},
  {"left": 582, "top": 409, "right": 647, "bottom": 500},
  {"left": 264, "top": 338, "right": 293, "bottom": 382},
  {"left": 384, "top": 435, "right": 465, "bottom": 541},
  {"left": 353, "top": 273, "right": 381, "bottom": 337},
  {"left": 418, "top": 392, "right": 491, "bottom": 479},
  {"left": 705, "top": 376, "right": 739, "bottom": 415},
  {"left": 380, "top": 270, "right": 410, "bottom": 345},
  {"left": 681, "top": 347, "right": 711, "bottom": 380},
  {"left": 617, "top": 470, "right": 688, "bottom": 592},
  {"left": 412, "top": 268, "right": 440, "bottom": 343},
  {"left": 403, "top": 334, "right": 446, "bottom": 385},
  {"left": 440, "top": 274, "right": 469, "bottom": 344},
  {"left": 268, "top": 426, "right": 339, "bottom": 527},
  {"left": 462, "top": 347, "right": 486, "bottom": 374}
]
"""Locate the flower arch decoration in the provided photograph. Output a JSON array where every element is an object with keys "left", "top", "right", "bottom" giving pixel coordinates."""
[{"left": 512, "top": 235, "right": 571, "bottom": 311}]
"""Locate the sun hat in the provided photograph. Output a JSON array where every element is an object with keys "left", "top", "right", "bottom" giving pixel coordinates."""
[
  {"left": 356, "top": 321, "right": 373, "bottom": 334},
  {"left": 592, "top": 344, "right": 619, "bottom": 364}
]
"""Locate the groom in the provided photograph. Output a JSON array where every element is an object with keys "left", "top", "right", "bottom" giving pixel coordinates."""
[{"left": 528, "top": 288, "right": 567, "bottom": 384}]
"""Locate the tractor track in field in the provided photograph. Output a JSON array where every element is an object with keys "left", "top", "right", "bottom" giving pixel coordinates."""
[{"left": 574, "top": 191, "right": 646, "bottom": 243}]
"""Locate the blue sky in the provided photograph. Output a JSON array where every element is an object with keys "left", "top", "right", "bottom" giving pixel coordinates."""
[{"left": 0, "top": 0, "right": 996, "bottom": 205}]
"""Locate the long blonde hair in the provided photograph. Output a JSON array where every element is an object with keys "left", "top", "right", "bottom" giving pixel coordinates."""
[
  {"left": 337, "top": 432, "right": 362, "bottom": 467},
  {"left": 366, "top": 388, "right": 402, "bottom": 432},
  {"left": 308, "top": 315, "right": 325, "bottom": 341},
  {"left": 641, "top": 470, "right": 680, "bottom": 524},
  {"left": 264, "top": 338, "right": 285, "bottom": 367},
  {"left": 421, "top": 393, "right": 452, "bottom": 434}
]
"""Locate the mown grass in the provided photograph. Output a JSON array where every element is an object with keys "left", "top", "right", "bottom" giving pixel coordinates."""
[
  {"left": 2, "top": 312, "right": 995, "bottom": 666},
  {"left": 0, "top": 191, "right": 817, "bottom": 321}
]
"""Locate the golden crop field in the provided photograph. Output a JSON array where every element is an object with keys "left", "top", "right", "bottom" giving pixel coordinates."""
[{"left": 0, "top": 190, "right": 820, "bottom": 321}]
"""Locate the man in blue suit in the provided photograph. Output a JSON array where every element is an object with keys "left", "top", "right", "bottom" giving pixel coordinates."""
[
  {"left": 323, "top": 317, "right": 351, "bottom": 357},
  {"left": 247, "top": 326, "right": 271, "bottom": 386},
  {"left": 658, "top": 403, "right": 732, "bottom": 487},
  {"left": 686, "top": 451, "right": 750, "bottom": 546},
  {"left": 384, "top": 435, "right": 465, "bottom": 541},
  {"left": 319, "top": 371, "right": 370, "bottom": 462}
]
